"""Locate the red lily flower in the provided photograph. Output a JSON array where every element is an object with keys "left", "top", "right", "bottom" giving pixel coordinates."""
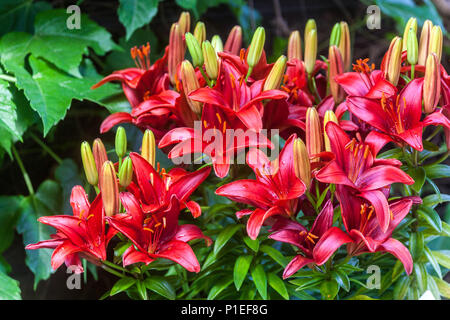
[
  {"left": 127, "top": 152, "right": 211, "bottom": 218},
  {"left": 268, "top": 200, "right": 353, "bottom": 279},
  {"left": 219, "top": 49, "right": 273, "bottom": 82},
  {"left": 106, "top": 193, "right": 211, "bottom": 272},
  {"left": 26, "top": 186, "right": 114, "bottom": 272},
  {"left": 215, "top": 135, "right": 306, "bottom": 239},
  {"left": 338, "top": 186, "right": 415, "bottom": 274},
  {"left": 316, "top": 122, "right": 414, "bottom": 232},
  {"left": 159, "top": 104, "right": 274, "bottom": 178},
  {"left": 346, "top": 78, "right": 450, "bottom": 151}
]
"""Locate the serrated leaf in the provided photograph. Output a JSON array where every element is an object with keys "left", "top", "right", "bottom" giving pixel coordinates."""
[
  {"left": 0, "top": 271, "right": 21, "bottom": 300},
  {"left": 144, "top": 277, "right": 176, "bottom": 300},
  {"left": 233, "top": 254, "right": 252, "bottom": 291},
  {"left": 213, "top": 224, "right": 241, "bottom": 255},
  {"left": 250, "top": 264, "right": 267, "bottom": 299},
  {"left": 267, "top": 273, "right": 289, "bottom": 300},
  {"left": 0, "top": 79, "right": 20, "bottom": 140},
  {"left": 432, "top": 250, "right": 450, "bottom": 269},
  {"left": 110, "top": 277, "right": 137, "bottom": 296},
  {"left": 260, "top": 245, "right": 288, "bottom": 267},
  {"left": 207, "top": 276, "right": 233, "bottom": 300},
  {"left": 118, "top": 0, "right": 159, "bottom": 40}
]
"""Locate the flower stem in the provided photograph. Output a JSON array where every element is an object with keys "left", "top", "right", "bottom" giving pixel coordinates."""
[
  {"left": 0, "top": 74, "right": 16, "bottom": 83},
  {"left": 102, "top": 260, "right": 131, "bottom": 274},
  {"left": 12, "top": 145, "right": 34, "bottom": 196},
  {"left": 29, "top": 132, "right": 63, "bottom": 165},
  {"left": 101, "top": 264, "right": 125, "bottom": 278}
]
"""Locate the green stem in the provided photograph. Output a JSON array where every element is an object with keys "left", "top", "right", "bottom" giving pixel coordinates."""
[
  {"left": 12, "top": 145, "right": 34, "bottom": 196},
  {"left": 0, "top": 74, "right": 16, "bottom": 82},
  {"left": 426, "top": 126, "right": 442, "bottom": 141},
  {"left": 102, "top": 260, "right": 131, "bottom": 274},
  {"left": 307, "top": 74, "right": 321, "bottom": 104},
  {"left": 410, "top": 64, "right": 415, "bottom": 81},
  {"left": 29, "top": 132, "right": 63, "bottom": 164},
  {"left": 199, "top": 68, "right": 213, "bottom": 87},
  {"left": 101, "top": 265, "right": 125, "bottom": 278}
]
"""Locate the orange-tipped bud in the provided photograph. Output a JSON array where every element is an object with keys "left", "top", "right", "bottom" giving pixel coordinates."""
[
  {"left": 304, "top": 29, "right": 317, "bottom": 74},
  {"left": 402, "top": 17, "right": 417, "bottom": 50},
  {"left": 118, "top": 156, "right": 133, "bottom": 188},
  {"left": 211, "top": 35, "right": 223, "bottom": 53},
  {"left": 168, "top": 23, "right": 185, "bottom": 85},
  {"left": 418, "top": 20, "right": 433, "bottom": 65},
  {"left": 263, "top": 55, "right": 286, "bottom": 91},
  {"left": 224, "top": 25, "right": 242, "bottom": 55},
  {"left": 180, "top": 60, "right": 202, "bottom": 115},
  {"left": 193, "top": 21, "right": 206, "bottom": 44},
  {"left": 247, "top": 27, "right": 266, "bottom": 68},
  {"left": 141, "top": 129, "right": 156, "bottom": 167},
  {"left": 338, "top": 21, "right": 351, "bottom": 71},
  {"left": 293, "top": 138, "right": 311, "bottom": 190},
  {"left": 423, "top": 53, "right": 441, "bottom": 114},
  {"left": 306, "top": 107, "right": 323, "bottom": 161},
  {"left": 115, "top": 126, "right": 127, "bottom": 159},
  {"left": 202, "top": 40, "right": 219, "bottom": 80},
  {"left": 384, "top": 36, "right": 402, "bottom": 86},
  {"left": 323, "top": 110, "right": 338, "bottom": 152},
  {"left": 287, "top": 30, "right": 302, "bottom": 61},
  {"left": 81, "top": 141, "right": 98, "bottom": 186},
  {"left": 328, "top": 45, "right": 344, "bottom": 104},
  {"left": 178, "top": 11, "right": 191, "bottom": 34},
  {"left": 429, "top": 25, "right": 443, "bottom": 63},
  {"left": 100, "top": 161, "right": 119, "bottom": 217},
  {"left": 93, "top": 138, "right": 108, "bottom": 179}
]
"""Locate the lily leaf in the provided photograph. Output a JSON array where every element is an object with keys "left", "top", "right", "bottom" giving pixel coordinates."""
[
  {"left": 233, "top": 254, "right": 252, "bottom": 291},
  {"left": 110, "top": 277, "right": 137, "bottom": 296},
  {"left": 144, "top": 276, "right": 176, "bottom": 300},
  {"left": 267, "top": 272, "right": 289, "bottom": 300},
  {"left": 251, "top": 264, "right": 267, "bottom": 300},
  {"left": 213, "top": 224, "right": 241, "bottom": 255}
]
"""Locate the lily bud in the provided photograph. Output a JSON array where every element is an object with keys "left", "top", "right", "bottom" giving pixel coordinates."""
[
  {"left": 306, "top": 107, "right": 322, "bottom": 161},
  {"left": 118, "top": 156, "right": 133, "bottom": 188},
  {"left": 211, "top": 35, "right": 223, "bottom": 53},
  {"left": 141, "top": 129, "right": 156, "bottom": 167},
  {"left": 402, "top": 17, "right": 417, "bottom": 50},
  {"left": 423, "top": 53, "right": 441, "bottom": 114},
  {"left": 304, "top": 19, "right": 317, "bottom": 43},
  {"left": 338, "top": 21, "right": 351, "bottom": 71},
  {"left": 93, "top": 138, "right": 108, "bottom": 178},
  {"left": 323, "top": 110, "right": 338, "bottom": 152},
  {"left": 181, "top": 60, "right": 203, "bottom": 115},
  {"left": 168, "top": 23, "right": 185, "bottom": 85},
  {"left": 328, "top": 45, "right": 344, "bottom": 104},
  {"left": 101, "top": 161, "right": 119, "bottom": 217},
  {"left": 115, "top": 126, "right": 127, "bottom": 159},
  {"left": 185, "top": 32, "right": 203, "bottom": 67},
  {"left": 263, "top": 55, "right": 287, "bottom": 91},
  {"left": 429, "top": 26, "right": 443, "bottom": 63},
  {"left": 224, "top": 25, "right": 242, "bottom": 55},
  {"left": 304, "top": 29, "right": 317, "bottom": 74},
  {"left": 384, "top": 36, "right": 402, "bottom": 86},
  {"left": 81, "top": 141, "right": 98, "bottom": 186},
  {"left": 418, "top": 20, "right": 433, "bottom": 65},
  {"left": 202, "top": 40, "right": 219, "bottom": 80},
  {"left": 287, "top": 30, "right": 302, "bottom": 61},
  {"left": 407, "top": 27, "right": 418, "bottom": 65},
  {"left": 178, "top": 11, "right": 191, "bottom": 34},
  {"left": 193, "top": 21, "right": 206, "bottom": 44},
  {"left": 247, "top": 27, "right": 266, "bottom": 68},
  {"left": 293, "top": 138, "right": 311, "bottom": 190},
  {"left": 329, "top": 23, "right": 341, "bottom": 47}
]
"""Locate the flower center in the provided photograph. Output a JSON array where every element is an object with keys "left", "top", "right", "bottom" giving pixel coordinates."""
[
  {"left": 131, "top": 43, "right": 151, "bottom": 70},
  {"left": 345, "top": 138, "right": 371, "bottom": 182},
  {"left": 380, "top": 94, "right": 406, "bottom": 134},
  {"left": 143, "top": 215, "right": 167, "bottom": 254},
  {"left": 299, "top": 230, "right": 319, "bottom": 245}
]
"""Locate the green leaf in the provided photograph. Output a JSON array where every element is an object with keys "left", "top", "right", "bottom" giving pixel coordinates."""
[
  {"left": 0, "top": 79, "right": 20, "bottom": 141},
  {"left": 320, "top": 279, "right": 339, "bottom": 300},
  {"left": 423, "top": 194, "right": 450, "bottom": 209},
  {"left": 333, "top": 270, "right": 350, "bottom": 292},
  {"left": 233, "top": 254, "right": 252, "bottom": 291},
  {"left": 433, "top": 276, "right": 450, "bottom": 299},
  {"left": 432, "top": 250, "right": 450, "bottom": 269},
  {"left": 144, "top": 277, "right": 176, "bottom": 300},
  {"left": 347, "top": 295, "right": 377, "bottom": 300},
  {"left": 110, "top": 277, "right": 137, "bottom": 296},
  {"left": 118, "top": 0, "right": 159, "bottom": 40},
  {"left": 213, "top": 224, "right": 241, "bottom": 255},
  {"left": 415, "top": 263, "right": 428, "bottom": 294},
  {"left": 0, "top": 196, "right": 22, "bottom": 253},
  {"left": 393, "top": 276, "right": 410, "bottom": 300},
  {"left": 243, "top": 236, "right": 259, "bottom": 252},
  {"left": 424, "top": 246, "right": 442, "bottom": 278},
  {"left": 207, "top": 276, "right": 233, "bottom": 300},
  {"left": 424, "top": 164, "right": 450, "bottom": 179},
  {"left": 417, "top": 205, "right": 442, "bottom": 232},
  {"left": 260, "top": 245, "right": 288, "bottom": 267},
  {"left": 409, "top": 232, "right": 424, "bottom": 260},
  {"left": 55, "top": 159, "right": 83, "bottom": 214},
  {"left": 16, "top": 180, "right": 62, "bottom": 289},
  {"left": 250, "top": 264, "right": 267, "bottom": 299},
  {"left": 427, "top": 274, "right": 441, "bottom": 300},
  {"left": 0, "top": 271, "right": 21, "bottom": 300},
  {"left": 267, "top": 273, "right": 289, "bottom": 300},
  {"left": 408, "top": 167, "right": 426, "bottom": 193}
]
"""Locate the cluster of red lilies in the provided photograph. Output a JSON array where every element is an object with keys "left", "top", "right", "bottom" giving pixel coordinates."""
[{"left": 27, "top": 13, "right": 450, "bottom": 283}]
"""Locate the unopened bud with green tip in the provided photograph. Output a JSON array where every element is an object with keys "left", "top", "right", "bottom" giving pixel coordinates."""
[
  {"left": 118, "top": 156, "right": 133, "bottom": 188},
  {"left": 329, "top": 22, "right": 341, "bottom": 47},
  {"left": 115, "top": 126, "right": 127, "bottom": 159},
  {"left": 81, "top": 141, "right": 98, "bottom": 186},
  {"left": 429, "top": 25, "right": 443, "bottom": 63},
  {"left": 193, "top": 21, "right": 206, "bottom": 44},
  {"left": 402, "top": 17, "right": 417, "bottom": 50},
  {"left": 264, "top": 55, "right": 286, "bottom": 91},
  {"left": 185, "top": 32, "right": 203, "bottom": 67},
  {"left": 247, "top": 27, "right": 266, "bottom": 68},
  {"left": 323, "top": 110, "right": 338, "bottom": 152},
  {"left": 211, "top": 35, "right": 223, "bottom": 54},
  {"left": 304, "top": 19, "right": 317, "bottom": 42},
  {"left": 141, "top": 129, "right": 155, "bottom": 167},
  {"left": 304, "top": 29, "right": 317, "bottom": 74},
  {"left": 407, "top": 27, "right": 418, "bottom": 65},
  {"left": 202, "top": 40, "right": 219, "bottom": 80}
]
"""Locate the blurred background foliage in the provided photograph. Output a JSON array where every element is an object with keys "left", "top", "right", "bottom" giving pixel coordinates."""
[{"left": 0, "top": 0, "right": 448, "bottom": 299}]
